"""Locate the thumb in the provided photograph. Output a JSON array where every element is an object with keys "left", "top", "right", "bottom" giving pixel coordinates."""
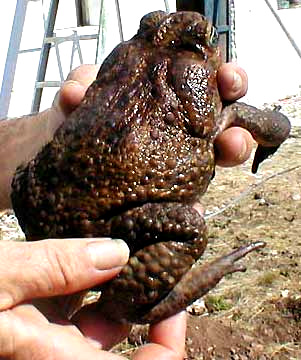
[
  {"left": 0, "top": 238, "right": 129, "bottom": 310},
  {"left": 53, "top": 64, "right": 99, "bottom": 115}
]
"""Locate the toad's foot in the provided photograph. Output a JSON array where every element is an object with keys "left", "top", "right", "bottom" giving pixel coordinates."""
[{"left": 141, "top": 241, "right": 266, "bottom": 323}]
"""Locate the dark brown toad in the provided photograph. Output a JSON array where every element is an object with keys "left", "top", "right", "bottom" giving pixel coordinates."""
[{"left": 11, "top": 11, "right": 291, "bottom": 324}]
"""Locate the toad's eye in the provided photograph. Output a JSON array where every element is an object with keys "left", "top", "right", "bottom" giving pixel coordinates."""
[{"left": 209, "top": 26, "right": 218, "bottom": 47}]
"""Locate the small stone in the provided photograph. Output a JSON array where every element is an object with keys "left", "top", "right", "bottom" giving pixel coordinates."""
[
  {"left": 281, "top": 289, "right": 290, "bottom": 297},
  {"left": 187, "top": 299, "right": 206, "bottom": 316}
]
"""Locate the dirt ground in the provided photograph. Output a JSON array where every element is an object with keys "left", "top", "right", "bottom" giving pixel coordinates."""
[{"left": 0, "top": 129, "right": 300, "bottom": 359}]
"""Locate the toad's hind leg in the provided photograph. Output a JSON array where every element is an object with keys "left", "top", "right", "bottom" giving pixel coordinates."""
[
  {"left": 107, "top": 202, "right": 207, "bottom": 255},
  {"left": 95, "top": 202, "right": 207, "bottom": 323},
  {"left": 141, "top": 241, "right": 266, "bottom": 323}
]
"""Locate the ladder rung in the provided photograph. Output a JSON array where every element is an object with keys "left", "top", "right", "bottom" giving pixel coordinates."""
[
  {"left": 45, "top": 33, "right": 98, "bottom": 44},
  {"left": 35, "top": 81, "right": 62, "bottom": 88}
]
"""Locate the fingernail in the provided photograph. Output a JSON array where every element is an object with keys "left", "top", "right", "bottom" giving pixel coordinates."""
[
  {"left": 64, "top": 79, "right": 78, "bottom": 86},
  {"left": 232, "top": 71, "right": 242, "bottom": 92},
  {"left": 86, "top": 337, "right": 102, "bottom": 350},
  {"left": 87, "top": 239, "right": 129, "bottom": 270}
]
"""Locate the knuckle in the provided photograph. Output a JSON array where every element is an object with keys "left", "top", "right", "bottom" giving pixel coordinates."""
[{"left": 44, "top": 244, "right": 75, "bottom": 293}]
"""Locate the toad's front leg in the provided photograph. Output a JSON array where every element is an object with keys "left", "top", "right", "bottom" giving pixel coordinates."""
[{"left": 215, "top": 102, "right": 291, "bottom": 173}]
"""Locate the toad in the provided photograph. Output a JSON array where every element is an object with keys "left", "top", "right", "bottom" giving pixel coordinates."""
[{"left": 11, "top": 11, "right": 291, "bottom": 324}]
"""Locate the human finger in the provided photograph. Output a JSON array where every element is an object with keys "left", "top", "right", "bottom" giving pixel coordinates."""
[
  {"left": 0, "top": 304, "right": 125, "bottom": 360},
  {"left": 193, "top": 202, "right": 204, "bottom": 216},
  {"left": 54, "top": 64, "right": 99, "bottom": 115},
  {"left": 215, "top": 127, "right": 254, "bottom": 167},
  {"left": 132, "top": 312, "right": 187, "bottom": 360},
  {"left": 0, "top": 238, "right": 129, "bottom": 310},
  {"left": 217, "top": 63, "right": 248, "bottom": 101},
  {"left": 73, "top": 307, "right": 131, "bottom": 350}
]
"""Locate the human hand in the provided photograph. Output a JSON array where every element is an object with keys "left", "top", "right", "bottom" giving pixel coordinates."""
[
  {"left": 53, "top": 63, "right": 253, "bottom": 168},
  {"left": 215, "top": 63, "right": 253, "bottom": 167},
  {"left": 0, "top": 238, "right": 186, "bottom": 359}
]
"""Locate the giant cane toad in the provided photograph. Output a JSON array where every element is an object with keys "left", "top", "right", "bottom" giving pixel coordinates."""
[{"left": 12, "top": 11, "right": 291, "bottom": 324}]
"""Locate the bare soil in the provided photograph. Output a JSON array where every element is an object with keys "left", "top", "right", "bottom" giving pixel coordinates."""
[{"left": 1, "top": 130, "right": 300, "bottom": 359}]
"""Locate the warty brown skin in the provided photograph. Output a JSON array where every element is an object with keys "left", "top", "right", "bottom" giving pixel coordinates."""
[{"left": 11, "top": 11, "right": 290, "bottom": 324}]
